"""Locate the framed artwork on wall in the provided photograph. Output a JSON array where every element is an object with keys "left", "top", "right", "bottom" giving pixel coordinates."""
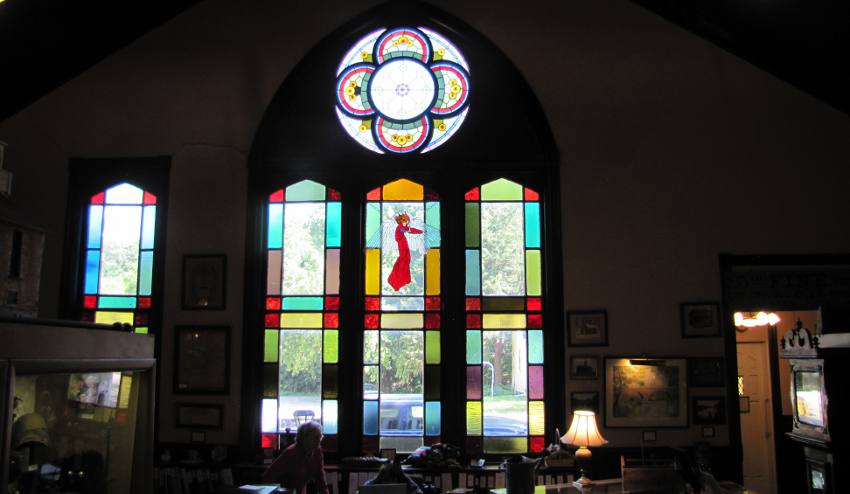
[
  {"left": 681, "top": 302, "right": 720, "bottom": 338},
  {"left": 174, "top": 325, "right": 230, "bottom": 394},
  {"left": 688, "top": 357, "right": 725, "bottom": 387},
  {"left": 692, "top": 396, "right": 726, "bottom": 424},
  {"left": 604, "top": 357, "right": 688, "bottom": 427},
  {"left": 567, "top": 310, "right": 608, "bottom": 346},
  {"left": 182, "top": 254, "right": 227, "bottom": 310},
  {"left": 570, "top": 391, "right": 600, "bottom": 414},
  {"left": 570, "top": 355, "right": 600, "bottom": 380},
  {"left": 176, "top": 403, "right": 224, "bottom": 429}
]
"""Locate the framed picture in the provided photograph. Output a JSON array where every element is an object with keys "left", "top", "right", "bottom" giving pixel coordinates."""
[
  {"left": 570, "top": 391, "right": 600, "bottom": 414},
  {"left": 642, "top": 430, "right": 657, "bottom": 442},
  {"left": 174, "top": 326, "right": 230, "bottom": 394},
  {"left": 681, "top": 302, "right": 720, "bottom": 338},
  {"left": 570, "top": 355, "right": 600, "bottom": 380},
  {"left": 692, "top": 397, "right": 726, "bottom": 424},
  {"left": 604, "top": 357, "right": 688, "bottom": 427},
  {"left": 182, "top": 255, "right": 227, "bottom": 310},
  {"left": 688, "top": 357, "right": 725, "bottom": 387},
  {"left": 567, "top": 310, "right": 608, "bottom": 346},
  {"left": 176, "top": 403, "right": 224, "bottom": 429}
]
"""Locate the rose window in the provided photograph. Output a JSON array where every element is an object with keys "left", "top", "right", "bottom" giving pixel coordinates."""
[{"left": 336, "top": 27, "right": 471, "bottom": 154}]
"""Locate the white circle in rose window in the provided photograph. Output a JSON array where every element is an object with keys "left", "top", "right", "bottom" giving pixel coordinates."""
[{"left": 369, "top": 59, "right": 436, "bottom": 121}]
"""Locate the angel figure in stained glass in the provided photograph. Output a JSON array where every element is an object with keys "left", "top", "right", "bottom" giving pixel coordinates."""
[
  {"left": 366, "top": 207, "right": 440, "bottom": 292},
  {"left": 387, "top": 213, "right": 423, "bottom": 291}
]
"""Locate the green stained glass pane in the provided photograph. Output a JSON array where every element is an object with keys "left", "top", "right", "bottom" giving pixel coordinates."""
[
  {"left": 134, "top": 327, "right": 148, "bottom": 334},
  {"left": 365, "top": 203, "right": 381, "bottom": 248},
  {"left": 524, "top": 203, "right": 540, "bottom": 248},
  {"left": 268, "top": 204, "right": 283, "bottom": 249},
  {"left": 526, "top": 250, "right": 542, "bottom": 296},
  {"left": 324, "top": 330, "right": 339, "bottom": 363},
  {"left": 425, "top": 331, "right": 441, "bottom": 364},
  {"left": 464, "top": 203, "right": 479, "bottom": 248},
  {"left": 481, "top": 178, "right": 522, "bottom": 201},
  {"left": 139, "top": 251, "right": 153, "bottom": 296},
  {"left": 264, "top": 330, "right": 279, "bottom": 363},
  {"left": 481, "top": 203, "right": 524, "bottom": 296},
  {"left": 466, "top": 401, "right": 482, "bottom": 435},
  {"left": 98, "top": 296, "right": 136, "bottom": 309},
  {"left": 465, "top": 250, "right": 480, "bottom": 296},
  {"left": 466, "top": 330, "right": 482, "bottom": 364},
  {"left": 326, "top": 202, "right": 341, "bottom": 247},
  {"left": 483, "top": 437, "right": 526, "bottom": 454},
  {"left": 286, "top": 180, "right": 326, "bottom": 201},
  {"left": 426, "top": 202, "right": 440, "bottom": 247},
  {"left": 426, "top": 401, "right": 441, "bottom": 436},
  {"left": 528, "top": 330, "right": 544, "bottom": 364},
  {"left": 283, "top": 203, "right": 325, "bottom": 295},
  {"left": 282, "top": 297, "right": 324, "bottom": 310}
]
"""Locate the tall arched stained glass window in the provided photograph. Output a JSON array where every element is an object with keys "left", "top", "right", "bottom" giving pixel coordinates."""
[
  {"left": 464, "top": 178, "right": 545, "bottom": 454},
  {"left": 363, "top": 179, "right": 441, "bottom": 452},
  {"left": 81, "top": 183, "right": 157, "bottom": 334},
  {"left": 261, "top": 180, "right": 341, "bottom": 451}
]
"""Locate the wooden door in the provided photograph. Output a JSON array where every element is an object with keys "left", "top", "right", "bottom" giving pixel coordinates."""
[{"left": 738, "top": 341, "right": 778, "bottom": 494}]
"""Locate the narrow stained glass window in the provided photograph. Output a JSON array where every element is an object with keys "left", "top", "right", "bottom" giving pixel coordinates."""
[
  {"left": 465, "top": 178, "right": 544, "bottom": 454},
  {"left": 363, "top": 179, "right": 441, "bottom": 452},
  {"left": 81, "top": 183, "right": 156, "bottom": 334},
  {"left": 262, "top": 180, "right": 341, "bottom": 450}
]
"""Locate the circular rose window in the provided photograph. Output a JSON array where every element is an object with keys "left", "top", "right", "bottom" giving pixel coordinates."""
[{"left": 335, "top": 27, "right": 471, "bottom": 154}]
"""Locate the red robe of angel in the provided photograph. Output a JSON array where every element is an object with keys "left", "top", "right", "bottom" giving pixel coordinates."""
[{"left": 387, "top": 225, "right": 423, "bottom": 291}]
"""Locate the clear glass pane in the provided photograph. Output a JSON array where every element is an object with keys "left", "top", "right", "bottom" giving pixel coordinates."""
[
  {"left": 481, "top": 203, "right": 524, "bottom": 296},
  {"left": 381, "top": 296, "right": 425, "bottom": 311},
  {"left": 99, "top": 205, "right": 142, "bottom": 295},
  {"left": 379, "top": 331, "right": 424, "bottom": 437},
  {"left": 364, "top": 366, "right": 379, "bottom": 399},
  {"left": 279, "top": 330, "right": 322, "bottom": 432},
  {"left": 105, "top": 183, "right": 143, "bottom": 204},
  {"left": 482, "top": 331, "right": 528, "bottom": 436},
  {"left": 286, "top": 180, "right": 325, "bottom": 201},
  {"left": 364, "top": 332, "right": 379, "bottom": 364},
  {"left": 282, "top": 203, "right": 326, "bottom": 295}
]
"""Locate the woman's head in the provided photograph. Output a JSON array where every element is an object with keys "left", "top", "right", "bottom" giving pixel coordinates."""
[
  {"left": 394, "top": 213, "right": 410, "bottom": 225},
  {"left": 296, "top": 421, "right": 323, "bottom": 452}
]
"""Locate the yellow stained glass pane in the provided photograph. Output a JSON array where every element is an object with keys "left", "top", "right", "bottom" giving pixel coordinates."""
[
  {"left": 482, "top": 313, "right": 526, "bottom": 329},
  {"left": 426, "top": 249, "right": 440, "bottom": 295},
  {"left": 526, "top": 250, "right": 541, "bottom": 296},
  {"left": 529, "top": 401, "right": 545, "bottom": 435},
  {"left": 483, "top": 437, "right": 526, "bottom": 454},
  {"left": 280, "top": 313, "right": 323, "bottom": 328},
  {"left": 466, "top": 401, "right": 482, "bottom": 435},
  {"left": 381, "top": 313, "right": 423, "bottom": 329},
  {"left": 383, "top": 178, "right": 423, "bottom": 200},
  {"left": 118, "top": 375, "right": 133, "bottom": 409},
  {"left": 365, "top": 249, "right": 381, "bottom": 295},
  {"left": 95, "top": 311, "right": 134, "bottom": 325}
]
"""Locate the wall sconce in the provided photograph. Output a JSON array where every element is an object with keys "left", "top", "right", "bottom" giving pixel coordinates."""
[{"left": 734, "top": 311, "right": 780, "bottom": 332}]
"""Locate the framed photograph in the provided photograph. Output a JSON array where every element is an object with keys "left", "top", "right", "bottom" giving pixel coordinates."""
[
  {"left": 380, "top": 448, "right": 396, "bottom": 461},
  {"left": 567, "top": 310, "right": 608, "bottom": 346},
  {"left": 692, "top": 397, "right": 726, "bottom": 424},
  {"left": 604, "top": 357, "right": 688, "bottom": 427},
  {"left": 681, "top": 302, "right": 720, "bottom": 338},
  {"left": 174, "top": 326, "right": 230, "bottom": 394},
  {"left": 182, "top": 255, "right": 227, "bottom": 310},
  {"left": 570, "top": 355, "right": 600, "bottom": 380},
  {"left": 642, "top": 430, "right": 657, "bottom": 442},
  {"left": 570, "top": 391, "right": 600, "bottom": 414},
  {"left": 688, "top": 357, "right": 725, "bottom": 387},
  {"left": 702, "top": 426, "right": 716, "bottom": 438},
  {"left": 176, "top": 403, "right": 224, "bottom": 429}
]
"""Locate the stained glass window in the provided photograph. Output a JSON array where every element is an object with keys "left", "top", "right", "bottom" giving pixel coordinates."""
[
  {"left": 363, "top": 179, "right": 441, "bottom": 453},
  {"left": 336, "top": 27, "right": 470, "bottom": 154},
  {"left": 464, "top": 178, "right": 544, "bottom": 454},
  {"left": 261, "top": 180, "right": 341, "bottom": 451},
  {"left": 80, "top": 183, "right": 157, "bottom": 334}
]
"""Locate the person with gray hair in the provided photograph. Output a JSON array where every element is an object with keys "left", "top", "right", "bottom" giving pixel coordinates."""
[{"left": 261, "top": 421, "right": 328, "bottom": 494}]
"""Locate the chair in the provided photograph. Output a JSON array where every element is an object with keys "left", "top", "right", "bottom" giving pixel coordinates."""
[{"left": 293, "top": 409, "right": 315, "bottom": 425}]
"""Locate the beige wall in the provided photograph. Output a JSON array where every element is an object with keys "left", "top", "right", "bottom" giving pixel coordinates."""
[{"left": 1, "top": 0, "right": 849, "bottom": 446}]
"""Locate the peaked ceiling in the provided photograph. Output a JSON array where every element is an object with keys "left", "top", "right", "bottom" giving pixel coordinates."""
[{"left": 0, "top": 0, "right": 847, "bottom": 123}]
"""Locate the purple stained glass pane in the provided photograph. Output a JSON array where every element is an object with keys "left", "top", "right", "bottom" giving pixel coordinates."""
[
  {"left": 467, "top": 366, "right": 482, "bottom": 400},
  {"left": 529, "top": 365, "right": 544, "bottom": 400}
]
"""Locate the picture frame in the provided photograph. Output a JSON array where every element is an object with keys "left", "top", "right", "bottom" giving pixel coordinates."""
[
  {"left": 176, "top": 403, "right": 224, "bottom": 429},
  {"left": 570, "top": 355, "right": 600, "bottom": 380},
  {"left": 604, "top": 357, "right": 688, "bottom": 427},
  {"left": 570, "top": 391, "right": 600, "bottom": 414},
  {"left": 688, "top": 357, "right": 725, "bottom": 387},
  {"left": 680, "top": 302, "right": 721, "bottom": 338},
  {"left": 642, "top": 430, "right": 657, "bottom": 442},
  {"left": 567, "top": 310, "right": 608, "bottom": 347},
  {"left": 182, "top": 254, "right": 227, "bottom": 310},
  {"left": 174, "top": 326, "right": 230, "bottom": 394},
  {"left": 692, "top": 396, "right": 726, "bottom": 424}
]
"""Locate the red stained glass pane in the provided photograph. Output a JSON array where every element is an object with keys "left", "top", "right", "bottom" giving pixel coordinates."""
[
  {"left": 425, "top": 190, "right": 440, "bottom": 200},
  {"left": 91, "top": 192, "right": 105, "bottom": 204},
  {"left": 466, "top": 314, "right": 481, "bottom": 329},
  {"left": 269, "top": 189, "right": 284, "bottom": 203},
  {"left": 364, "top": 314, "right": 379, "bottom": 329},
  {"left": 425, "top": 313, "right": 441, "bottom": 329},
  {"left": 261, "top": 434, "right": 278, "bottom": 449},
  {"left": 83, "top": 295, "right": 97, "bottom": 309},
  {"left": 138, "top": 297, "right": 151, "bottom": 309},
  {"left": 465, "top": 188, "right": 480, "bottom": 201},
  {"left": 529, "top": 365, "right": 544, "bottom": 400},
  {"left": 265, "top": 313, "right": 280, "bottom": 328},
  {"left": 327, "top": 188, "right": 341, "bottom": 200},
  {"left": 530, "top": 437, "right": 545, "bottom": 453},
  {"left": 524, "top": 188, "right": 539, "bottom": 201},
  {"left": 81, "top": 311, "right": 94, "bottom": 322},
  {"left": 528, "top": 314, "right": 543, "bottom": 328},
  {"left": 465, "top": 297, "right": 481, "bottom": 311},
  {"left": 425, "top": 296, "right": 440, "bottom": 311},
  {"left": 366, "top": 188, "right": 381, "bottom": 200},
  {"left": 527, "top": 298, "right": 542, "bottom": 311},
  {"left": 143, "top": 191, "right": 157, "bottom": 204},
  {"left": 134, "top": 313, "right": 149, "bottom": 326},
  {"left": 266, "top": 297, "right": 281, "bottom": 310},
  {"left": 324, "top": 313, "right": 339, "bottom": 328},
  {"left": 467, "top": 366, "right": 482, "bottom": 399},
  {"left": 365, "top": 297, "right": 380, "bottom": 311},
  {"left": 325, "top": 296, "right": 340, "bottom": 311}
]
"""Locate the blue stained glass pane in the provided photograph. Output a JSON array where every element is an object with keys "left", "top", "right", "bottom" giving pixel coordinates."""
[
  {"left": 139, "top": 251, "right": 153, "bottom": 296},
  {"left": 363, "top": 401, "right": 379, "bottom": 435},
  {"left": 465, "top": 250, "right": 481, "bottom": 295},
  {"left": 426, "top": 401, "right": 441, "bottom": 436},
  {"left": 98, "top": 296, "right": 137, "bottom": 309},
  {"left": 268, "top": 204, "right": 283, "bottom": 249},
  {"left": 87, "top": 206, "right": 103, "bottom": 248},
  {"left": 326, "top": 202, "right": 341, "bottom": 247},
  {"left": 84, "top": 250, "right": 100, "bottom": 294},
  {"left": 365, "top": 203, "right": 381, "bottom": 248},
  {"left": 524, "top": 203, "right": 540, "bottom": 248},
  {"left": 141, "top": 205, "right": 156, "bottom": 249},
  {"left": 282, "top": 297, "right": 324, "bottom": 311},
  {"left": 426, "top": 202, "right": 440, "bottom": 247},
  {"left": 528, "top": 330, "right": 544, "bottom": 364},
  {"left": 322, "top": 400, "right": 339, "bottom": 434}
]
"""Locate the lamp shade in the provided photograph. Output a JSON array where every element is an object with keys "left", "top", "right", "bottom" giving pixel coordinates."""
[{"left": 561, "top": 410, "right": 608, "bottom": 448}]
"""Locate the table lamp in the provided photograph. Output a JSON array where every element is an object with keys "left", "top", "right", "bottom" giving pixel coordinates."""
[{"left": 561, "top": 410, "right": 608, "bottom": 487}]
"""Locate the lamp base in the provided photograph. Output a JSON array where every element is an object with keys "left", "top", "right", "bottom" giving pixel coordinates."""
[{"left": 573, "top": 472, "right": 594, "bottom": 487}]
